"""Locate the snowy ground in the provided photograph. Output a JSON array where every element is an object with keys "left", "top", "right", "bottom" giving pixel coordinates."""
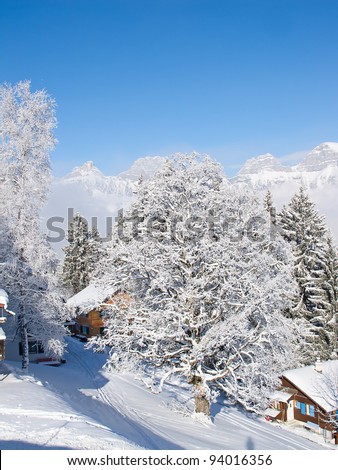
[{"left": 0, "top": 338, "right": 333, "bottom": 450}]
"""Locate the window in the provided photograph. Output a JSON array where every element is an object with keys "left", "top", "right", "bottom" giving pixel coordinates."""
[
  {"left": 300, "top": 403, "right": 306, "bottom": 415},
  {"left": 296, "top": 401, "right": 301, "bottom": 409},
  {"left": 309, "top": 405, "right": 315, "bottom": 417},
  {"left": 19, "top": 341, "right": 44, "bottom": 355},
  {"left": 81, "top": 326, "right": 90, "bottom": 335}
]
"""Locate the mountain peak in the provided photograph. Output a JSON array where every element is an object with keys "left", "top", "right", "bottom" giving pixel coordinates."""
[
  {"left": 118, "top": 156, "right": 166, "bottom": 181},
  {"left": 296, "top": 142, "right": 338, "bottom": 172},
  {"left": 237, "top": 153, "right": 289, "bottom": 176},
  {"left": 65, "top": 161, "right": 104, "bottom": 179}
]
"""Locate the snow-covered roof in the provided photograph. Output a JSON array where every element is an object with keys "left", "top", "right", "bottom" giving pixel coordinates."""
[
  {"left": 66, "top": 284, "right": 116, "bottom": 313},
  {"left": 282, "top": 360, "right": 338, "bottom": 412},
  {"left": 0, "top": 288, "right": 9, "bottom": 309},
  {"left": 270, "top": 389, "right": 294, "bottom": 403},
  {"left": 0, "top": 327, "right": 6, "bottom": 340},
  {"left": 263, "top": 408, "right": 281, "bottom": 418}
]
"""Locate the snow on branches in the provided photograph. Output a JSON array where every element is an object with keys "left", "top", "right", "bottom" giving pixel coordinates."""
[
  {"left": 0, "top": 81, "right": 66, "bottom": 367},
  {"left": 90, "top": 154, "right": 298, "bottom": 414}
]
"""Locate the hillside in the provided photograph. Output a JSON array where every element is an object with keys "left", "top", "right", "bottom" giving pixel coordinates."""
[{"left": 0, "top": 338, "right": 329, "bottom": 450}]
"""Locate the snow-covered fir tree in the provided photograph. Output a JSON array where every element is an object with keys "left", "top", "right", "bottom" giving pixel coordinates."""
[
  {"left": 90, "top": 153, "right": 298, "bottom": 415},
  {"left": 321, "top": 235, "right": 338, "bottom": 354},
  {"left": 88, "top": 224, "right": 106, "bottom": 267},
  {"left": 0, "top": 81, "right": 66, "bottom": 368},
  {"left": 62, "top": 213, "right": 103, "bottom": 295},
  {"left": 278, "top": 187, "right": 336, "bottom": 363},
  {"left": 263, "top": 190, "right": 277, "bottom": 225}
]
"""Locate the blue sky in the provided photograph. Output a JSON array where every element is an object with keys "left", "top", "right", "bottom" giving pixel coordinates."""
[{"left": 1, "top": 0, "right": 338, "bottom": 177}]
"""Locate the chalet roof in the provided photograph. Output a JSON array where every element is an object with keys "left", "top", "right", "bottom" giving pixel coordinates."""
[
  {"left": 270, "top": 388, "right": 294, "bottom": 403},
  {"left": 66, "top": 284, "right": 116, "bottom": 313},
  {"left": 263, "top": 408, "right": 281, "bottom": 418},
  {"left": 282, "top": 360, "right": 338, "bottom": 412},
  {"left": 0, "top": 289, "right": 9, "bottom": 309}
]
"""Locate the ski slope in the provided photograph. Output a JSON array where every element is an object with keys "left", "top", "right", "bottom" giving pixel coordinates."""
[{"left": 0, "top": 338, "right": 329, "bottom": 450}]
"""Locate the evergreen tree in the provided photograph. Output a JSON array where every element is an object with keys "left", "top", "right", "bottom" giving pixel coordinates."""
[
  {"left": 62, "top": 213, "right": 104, "bottom": 294},
  {"left": 278, "top": 187, "right": 336, "bottom": 362},
  {"left": 88, "top": 224, "right": 105, "bottom": 267},
  {"left": 62, "top": 213, "right": 90, "bottom": 294},
  {"left": 263, "top": 190, "right": 276, "bottom": 223},
  {"left": 321, "top": 235, "right": 338, "bottom": 354}
]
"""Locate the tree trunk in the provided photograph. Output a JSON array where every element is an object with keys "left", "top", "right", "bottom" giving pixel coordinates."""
[
  {"left": 19, "top": 311, "right": 29, "bottom": 370},
  {"left": 191, "top": 376, "right": 210, "bottom": 415},
  {"left": 18, "top": 244, "right": 29, "bottom": 370}
]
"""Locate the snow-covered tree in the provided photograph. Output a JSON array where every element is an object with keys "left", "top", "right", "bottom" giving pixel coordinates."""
[
  {"left": 263, "top": 190, "right": 276, "bottom": 223},
  {"left": 90, "top": 154, "right": 297, "bottom": 415},
  {"left": 313, "top": 361, "right": 338, "bottom": 439},
  {"left": 88, "top": 224, "right": 106, "bottom": 268},
  {"left": 62, "top": 213, "right": 104, "bottom": 295},
  {"left": 0, "top": 81, "right": 66, "bottom": 368},
  {"left": 321, "top": 235, "right": 338, "bottom": 355},
  {"left": 278, "top": 188, "right": 336, "bottom": 363}
]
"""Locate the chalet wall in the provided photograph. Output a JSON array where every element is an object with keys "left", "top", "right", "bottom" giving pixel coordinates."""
[
  {"left": 76, "top": 309, "right": 104, "bottom": 337},
  {"left": 70, "top": 290, "right": 131, "bottom": 339},
  {"left": 281, "top": 376, "right": 333, "bottom": 431}
]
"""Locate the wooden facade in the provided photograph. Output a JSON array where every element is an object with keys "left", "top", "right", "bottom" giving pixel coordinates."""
[
  {"left": 280, "top": 376, "right": 332, "bottom": 432},
  {"left": 70, "top": 291, "right": 131, "bottom": 339},
  {"left": 266, "top": 363, "right": 338, "bottom": 443},
  {"left": 74, "top": 308, "right": 105, "bottom": 338}
]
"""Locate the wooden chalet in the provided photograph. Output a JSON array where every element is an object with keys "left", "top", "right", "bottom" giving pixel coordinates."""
[
  {"left": 265, "top": 359, "right": 338, "bottom": 443},
  {"left": 66, "top": 285, "right": 130, "bottom": 339}
]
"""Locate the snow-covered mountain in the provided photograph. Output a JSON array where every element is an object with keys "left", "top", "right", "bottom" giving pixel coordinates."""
[
  {"left": 296, "top": 142, "right": 338, "bottom": 172},
  {"left": 233, "top": 142, "right": 338, "bottom": 188},
  {"left": 59, "top": 160, "right": 135, "bottom": 199},
  {"left": 42, "top": 157, "right": 165, "bottom": 255},
  {"left": 42, "top": 144, "right": 338, "bottom": 256},
  {"left": 236, "top": 153, "right": 292, "bottom": 176},
  {"left": 118, "top": 156, "right": 166, "bottom": 181},
  {"left": 231, "top": 142, "right": 338, "bottom": 238}
]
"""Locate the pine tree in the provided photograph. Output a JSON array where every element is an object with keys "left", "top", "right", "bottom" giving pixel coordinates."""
[
  {"left": 263, "top": 190, "right": 276, "bottom": 223},
  {"left": 321, "top": 235, "right": 338, "bottom": 355},
  {"left": 62, "top": 213, "right": 90, "bottom": 294},
  {"left": 62, "top": 213, "right": 104, "bottom": 294},
  {"left": 278, "top": 187, "right": 336, "bottom": 363},
  {"left": 88, "top": 225, "right": 106, "bottom": 267}
]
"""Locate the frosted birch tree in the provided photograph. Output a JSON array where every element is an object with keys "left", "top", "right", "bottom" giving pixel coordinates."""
[
  {"left": 0, "top": 81, "right": 66, "bottom": 368},
  {"left": 91, "top": 154, "right": 297, "bottom": 415}
]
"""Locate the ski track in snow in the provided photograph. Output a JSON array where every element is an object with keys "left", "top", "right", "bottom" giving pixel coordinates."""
[{"left": 0, "top": 338, "right": 331, "bottom": 450}]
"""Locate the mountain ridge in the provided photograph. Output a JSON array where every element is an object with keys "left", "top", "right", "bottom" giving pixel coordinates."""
[
  {"left": 59, "top": 141, "right": 338, "bottom": 183},
  {"left": 42, "top": 143, "right": 338, "bottom": 256}
]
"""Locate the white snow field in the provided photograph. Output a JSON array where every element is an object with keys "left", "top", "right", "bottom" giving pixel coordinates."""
[{"left": 0, "top": 338, "right": 329, "bottom": 450}]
